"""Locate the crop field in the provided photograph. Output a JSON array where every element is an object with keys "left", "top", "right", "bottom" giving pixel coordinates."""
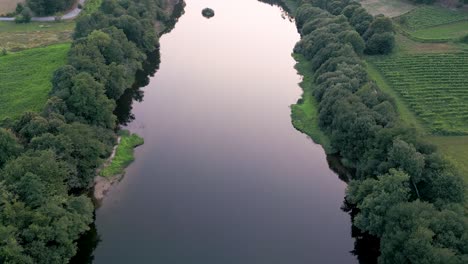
[
  {"left": 0, "top": 21, "right": 74, "bottom": 51},
  {"left": 369, "top": 53, "right": 468, "bottom": 135},
  {"left": 0, "top": 44, "right": 69, "bottom": 121},
  {"left": 397, "top": 6, "right": 468, "bottom": 30},
  {"left": 395, "top": 6, "right": 468, "bottom": 41},
  {"left": 410, "top": 20, "right": 468, "bottom": 41},
  {"left": 0, "top": 0, "right": 23, "bottom": 15},
  {"left": 359, "top": 0, "right": 416, "bottom": 17}
]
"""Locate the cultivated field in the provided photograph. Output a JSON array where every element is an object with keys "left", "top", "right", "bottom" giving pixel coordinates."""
[
  {"left": 369, "top": 53, "right": 468, "bottom": 135},
  {"left": 0, "top": 44, "right": 69, "bottom": 121},
  {"left": 395, "top": 6, "right": 468, "bottom": 41},
  {"left": 397, "top": 6, "right": 468, "bottom": 30},
  {"left": 0, "top": 0, "right": 23, "bottom": 15},
  {"left": 0, "top": 21, "right": 74, "bottom": 51},
  {"left": 359, "top": 0, "right": 416, "bottom": 17}
]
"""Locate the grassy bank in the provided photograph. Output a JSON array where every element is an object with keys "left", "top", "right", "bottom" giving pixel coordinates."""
[
  {"left": 291, "top": 54, "right": 333, "bottom": 153},
  {"left": 100, "top": 131, "right": 144, "bottom": 177},
  {"left": 0, "top": 43, "right": 69, "bottom": 121},
  {"left": 429, "top": 136, "right": 468, "bottom": 181}
]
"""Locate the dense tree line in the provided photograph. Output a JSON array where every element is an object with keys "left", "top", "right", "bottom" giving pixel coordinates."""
[
  {"left": 0, "top": 0, "right": 179, "bottom": 263},
  {"left": 299, "top": 0, "right": 395, "bottom": 54},
  {"left": 292, "top": 2, "right": 467, "bottom": 263}
]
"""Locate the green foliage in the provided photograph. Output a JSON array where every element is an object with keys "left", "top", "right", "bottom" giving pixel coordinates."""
[
  {"left": 80, "top": 0, "right": 103, "bottom": 17},
  {"left": 347, "top": 169, "right": 411, "bottom": 236},
  {"left": 369, "top": 53, "right": 468, "bottom": 135},
  {"left": 0, "top": 44, "right": 69, "bottom": 121},
  {"left": 100, "top": 131, "right": 144, "bottom": 177},
  {"left": 14, "top": 7, "right": 32, "bottom": 24},
  {"left": 292, "top": 2, "right": 468, "bottom": 262},
  {"left": 0, "top": 0, "right": 179, "bottom": 262},
  {"left": 380, "top": 201, "right": 468, "bottom": 264},
  {"left": 26, "top": 0, "right": 75, "bottom": 16},
  {"left": 290, "top": 54, "right": 333, "bottom": 153},
  {"left": 0, "top": 129, "right": 23, "bottom": 167}
]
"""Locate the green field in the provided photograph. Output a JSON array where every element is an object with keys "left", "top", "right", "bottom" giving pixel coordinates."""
[
  {"left": 359, "top": 0, "right": 416, "bottom": 17},
  {"left": 410, "top": 20, "right": 468, "bottom": 41},
  {"left": 100, "top": 131, "right": 144, "bottom": 177},
  {"left": 369, "top": 53, "right": 468, "bottom": 135},
  {"left": 290, "top": 54, "right": 333, "bottom": 153},
  {"left": 397, "top": 6, "right": 468, "bottom": 30},
  {"left": 0, "top": 21, "right": 74, "bottom": 50},
  {"left": 0, "top": 44, "right": 69, "bottom": 121},
  {"left": 395, "top": 6, "right": 468, "bottom": 41},
  {"left": 429, "top": 136, "right": 468, "bottom": 180},
  {"left": 365, "top": 61, "right": 424, "bottom": 132}
]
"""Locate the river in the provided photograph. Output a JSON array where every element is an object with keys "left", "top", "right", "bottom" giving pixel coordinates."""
[{"left": 90, "top": 0, "right": 357, "bottom": 263}]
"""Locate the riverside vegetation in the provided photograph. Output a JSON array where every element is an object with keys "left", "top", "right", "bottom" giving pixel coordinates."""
[
  {"left": 0, "top": 0, "right": 181, "bottom": 262},
  {"left": 282, "top": 0, "right": 468, "bottom": 263}
]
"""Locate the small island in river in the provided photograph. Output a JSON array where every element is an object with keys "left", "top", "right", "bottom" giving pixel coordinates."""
[{"left": 202, "top": 8, "right": 215, "bottom": 18}]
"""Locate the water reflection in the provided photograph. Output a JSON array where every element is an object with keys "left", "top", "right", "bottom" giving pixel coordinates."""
[
  {"left": 91, "top": 0, "right": 357, "bottom": 263},
  {"left": 114, "top": 50, "right": 160, "bottom": 126}
]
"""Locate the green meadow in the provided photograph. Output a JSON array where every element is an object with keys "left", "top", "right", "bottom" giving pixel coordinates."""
[{"left": 0, "top": 43, "right": 70, "bottom": 121}]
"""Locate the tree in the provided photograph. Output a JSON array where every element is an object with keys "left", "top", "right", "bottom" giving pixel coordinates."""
[
  {"left": 15, "top": 7, "right": 32, "bottom": 24},
  {"left": 26, "top": 0, "right": 75, "bottom": 16},
  {"left": 347, "top": 169, "right": 411, "bottom": 236},
  {"left": 388, "top": 139, "right": 425, "bottom": 198},
  {"left": 0, "top": 129, "right": 23, "bottom": 168},
  {"left": 365, "top": 32, "right": 395, "bottom": 55},
  {"left": 380, "top": 201, "right": 466, "bottom": 264},
  {"left": 60, "top": 72, "right": 116, "bottom": 128},
  {"left": 0, "top": 150, "right": 69, "bottom": 205}
]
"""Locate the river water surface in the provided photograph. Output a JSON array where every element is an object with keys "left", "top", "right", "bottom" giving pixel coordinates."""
[{"left": 92, "top": 0, "right": 357, "bottom": 263}]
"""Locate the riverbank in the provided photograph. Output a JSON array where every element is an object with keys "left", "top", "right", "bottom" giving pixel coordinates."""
[
  {"left": 283, "top": 1, "right": 468, "bottom": 263},
  {"left": 94, "top": 131, "right": 143, "bottom": 201}
]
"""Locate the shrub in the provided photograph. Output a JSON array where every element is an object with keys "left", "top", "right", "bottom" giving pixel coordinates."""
[
  {"left": 365, "top": 32, "right": 395, "bottom": 55},
  {"left": 460, "top": 34, "right": 468, "bottom": 43},
  {"left": 14, "top": 7, "right": 32, "bottom": 24}
]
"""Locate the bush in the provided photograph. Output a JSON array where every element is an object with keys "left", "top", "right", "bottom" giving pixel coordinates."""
[
  {"left": 15, "top": 3, "right": 24, "bottom": 14},
  {"left": 14, "top": 7, "right": 32, "bottom": 24},
  {"left": 460, "top": 34, "right": 468, "bottom": 43},
  {"left": 26, "top": 0, "right": 75, "bottom": 16},
  {"left": 365, "top": 32, "right": 395, "bottom": 55}
]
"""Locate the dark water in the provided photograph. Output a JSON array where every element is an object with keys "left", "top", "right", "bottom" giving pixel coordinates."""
[{"left": 92, "top": 0, "right": 357, "bottom": 263}]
